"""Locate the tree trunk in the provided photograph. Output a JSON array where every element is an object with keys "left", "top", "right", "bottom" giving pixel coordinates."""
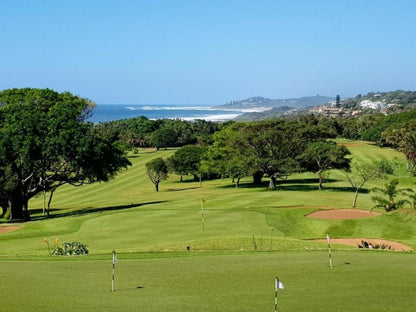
[
  {"left": 352, "top": 189, "right": 359, "bottom": 207},
  {"left": 155, "top": 183, "right": 159, "bottom": 192},
  {"left": 268, "top": 176, "right": 276, "bottom": 190},
  {"left": 180, "top": 175, "right": 183, "bottom": 182},
  {"left": 47, "top": 190, "right": 56, "bottom": 217},
  {"left": 318, "top": 170, "right": 323, "bottom": 190}
]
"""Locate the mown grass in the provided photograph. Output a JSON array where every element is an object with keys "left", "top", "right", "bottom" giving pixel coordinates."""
[
  {"left": 1, "top": 251, "right": 415, "bottom": 312},
  {"left": 0, "top": 141, "right": 415, "bottom": 255},
  {"left": 0, "top": 140, "right": 415, "bottom": 311}
]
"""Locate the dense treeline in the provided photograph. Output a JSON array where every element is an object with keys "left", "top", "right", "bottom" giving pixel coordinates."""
[
  {"left": 337, "top": 109, "right": 416, "bottom": 143},
  {"left": 150, "top": 110, "right": 416, "bottom": 189},
  {"left": 93, "top": 117, "right": 223, "bottom": 150},
  {"left": 165, "top": 115, "right": 350, "bottom": 189}
]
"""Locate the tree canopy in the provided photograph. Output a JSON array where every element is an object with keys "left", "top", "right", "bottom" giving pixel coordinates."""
[
  {"left": 297, "top": 141, "right": 351, "bottom": 190},
  {"left": 146, "top": 157, "right": 169, "bottom": 192},
  {"left": 0, "top": 88, "right": 131, "bottom": 220}
]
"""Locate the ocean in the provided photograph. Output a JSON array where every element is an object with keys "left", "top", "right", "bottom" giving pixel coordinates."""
[{"left": 87, "top": 104, "right": 252, "bottom": 123}]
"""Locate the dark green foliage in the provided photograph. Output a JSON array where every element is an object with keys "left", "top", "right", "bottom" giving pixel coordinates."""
[
  {"left": 382, "top": 120, "right": 416, "bottom": 173},
  {"left": 297, "top": 141, "right": 351, "bottom": 190},
  {"left": 93, "top": 117, "right": 220, "bottom": 149},
  {"left": 150, "top": 128, "right": 179, "bottom": 150},
  {"left": 168, "top": 146, "right": 206, "bottom": 181},
  {"left": 360, "top": 110, "right": 416, "bottom": 142},
  {"left": 371, "top": 179, "right": 410, "bottom": 212},
  {"left": 213, "top": 118, "right": 337, "bottom": 189},
  {"left": 146, "top": 157, "right": 169, "bottom": 191},
  {"left": 0, "top": 88, "right": 131, "bottom": 220}
]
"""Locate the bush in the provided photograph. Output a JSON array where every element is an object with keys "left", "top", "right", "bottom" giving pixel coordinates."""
[
  {"left": 44, "top": 238, "right": 89, "bottom": 256},
  {"left": 52, "top": 242, "right": 89, "bottom": 256},
  {"left": 358, "top": 240, "right": 392, "bottom": 250}
]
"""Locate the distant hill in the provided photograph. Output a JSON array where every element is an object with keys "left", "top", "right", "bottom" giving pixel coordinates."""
[
  {"left": 216, "top": 95, "right": 334, "bottom": 109},
  {"left": 340, "top": 90, "right": 416, "bottom": 109}
]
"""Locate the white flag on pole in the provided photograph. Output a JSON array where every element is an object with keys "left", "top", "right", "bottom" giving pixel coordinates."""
[
  {"left": 326, "top": 233, "right": 330, "bottom": 244},
  {"left": 113, "top": 253, "right": 118, "bottom": 264},
  {"left": 275, "top": 278, "right": 285, "bottom": 289}
]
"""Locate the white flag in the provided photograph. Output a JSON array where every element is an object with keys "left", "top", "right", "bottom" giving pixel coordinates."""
[
  {"left": 326, "top": 233, "right": 330, "bottom": 244},
  {"left": 113, "top": 254, "right": 118, "bottom": 264},
  {"left": 275, "top": 278, "right": 284, "bottom": 289}
]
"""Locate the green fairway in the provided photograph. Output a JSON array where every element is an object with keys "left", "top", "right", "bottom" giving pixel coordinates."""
[
  {"left": 0, "top": 140, "right": 415, "bottom": 311},
  {"left": 1, "top": 141, "right": 414, "bottom": 255},
  {"left": 1, "top": 251, "right": 415, "bottom": 312}
]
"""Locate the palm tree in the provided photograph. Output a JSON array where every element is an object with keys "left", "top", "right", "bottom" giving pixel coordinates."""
[{"left": 371, "top": 179, "right": 409, "bottom": 212}]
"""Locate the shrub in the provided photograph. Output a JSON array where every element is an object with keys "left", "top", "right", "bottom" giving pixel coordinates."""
[
  {"left": 43, "top": 238, "right": 89, "bottom": 256},
  {"left": 52, "top": 242, "right": 89, "bottom": 256},
  {"left": 358, "top": 240, "right": 392, "bottom": 250}
]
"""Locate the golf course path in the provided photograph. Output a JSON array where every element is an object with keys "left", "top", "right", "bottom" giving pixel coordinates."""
[
  {"left": 0, "top": 225, "right": 20, "bottom": 234},
  {"left": 307, "top": 208, "right": 380, "bottom": 219}
]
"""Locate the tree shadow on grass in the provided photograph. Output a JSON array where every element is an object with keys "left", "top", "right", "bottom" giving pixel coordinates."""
[
  {"left": 127, "top": 155, "right": 140, "bottom": 159},
  {"left": 166, "top": 186, "right": 201, "bottom": 192},
  {"left": 218, "top": 181, "right": 270, "bottom": 189},
  {"left": 30, "top": 201, "right": 167, "bottom": 221},
  {"left": 217, "top": 178, "right": 369, "bottom": 193},
  {"left": 277, "top": 178, "right": 338, "bottom": 185},
  {"left": 277, "top": 184, "right": 370, "bottom": 193}
]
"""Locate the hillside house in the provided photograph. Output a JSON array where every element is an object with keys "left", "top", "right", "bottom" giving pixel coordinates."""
[{"left": 309, "top": 106, "right": 349, "bottom": 118}]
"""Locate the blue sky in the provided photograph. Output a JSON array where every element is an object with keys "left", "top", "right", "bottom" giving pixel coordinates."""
[{"left": 1, "top": 0, "right": 415, "bottom": 105}]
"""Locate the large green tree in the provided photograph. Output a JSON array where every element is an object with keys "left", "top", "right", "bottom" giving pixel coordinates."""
[
  {"left": 145, "top": 157, "right": 169, "bottom": 192},
  {"left": 231, "top": 119, "right": 334, "bottom": 189},
  {"left": 168, "top": 145, "right": 206, "bottom": 181},
  {"left": 0, "top": 88, "right": 131, "bottom": 220},
  {"left": 382, "top": 121, "right": 416, "bottom": 174},
  {"left": 297, "top": 141, "right": 351, "bottom": 190}
]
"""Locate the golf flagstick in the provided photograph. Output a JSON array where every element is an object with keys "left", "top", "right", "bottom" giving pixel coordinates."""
[
  {"left": 275, "top": 276, "right": 284, "bottom": 312},
  {"left": 327, "top": 233, "right": 333, "bottom": 268},
  {"left": 112, "top": 250, "right": 117, "bottom": 292},
  {"left": 201, "top": 197, "right": 205, "bottom": 231}
]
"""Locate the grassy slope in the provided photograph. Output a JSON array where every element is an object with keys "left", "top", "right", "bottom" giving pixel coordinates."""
[
  {"left": 0, "top": 141, "right": 415, "bottom": 255},
  {"left": 0, "top": 140, "right": 415, "bottom": 312}
]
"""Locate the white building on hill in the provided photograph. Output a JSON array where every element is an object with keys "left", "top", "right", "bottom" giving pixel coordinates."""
[{"left": 360, "top": 100, "right": 386, "bottom": 109}]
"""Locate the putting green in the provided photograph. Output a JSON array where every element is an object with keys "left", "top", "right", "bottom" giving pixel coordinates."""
[{"left": 1, "top": 251, "right": 415, "bottom": 312}]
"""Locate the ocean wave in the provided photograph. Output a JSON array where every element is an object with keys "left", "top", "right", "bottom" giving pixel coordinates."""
[
  {"left": 141, "top": 106, "right": 218, "bottom": 111},
  {"left": 180, "top": 113, "right": 242, "bottom": 122}
]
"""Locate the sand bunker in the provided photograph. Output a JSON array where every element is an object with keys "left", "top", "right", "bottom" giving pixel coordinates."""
[
  {"left": 0, "top": 225, "right": 20, "bottom": 234},
  {"left": 307, "top": 208, "right": 381, "bottom": 219},
  {"left": 314, "top": 238, "right": 412, "bottom": 251}
]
